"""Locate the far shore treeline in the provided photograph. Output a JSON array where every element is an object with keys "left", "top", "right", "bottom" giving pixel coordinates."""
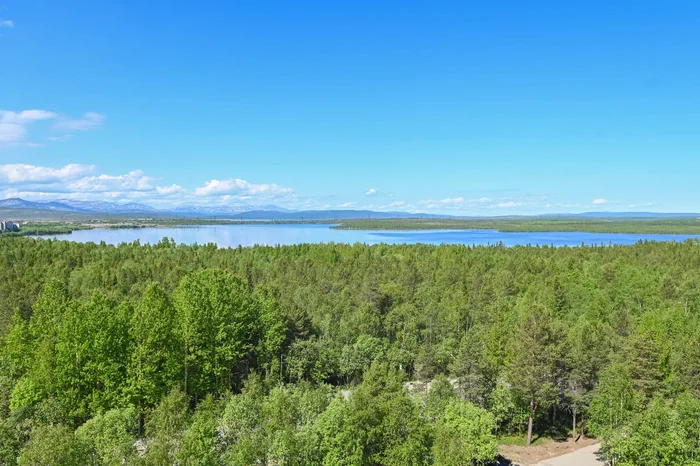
[
  {"left": 2, "top": 237, "right": 700, "bottom": 464},
  {"left": 5, "top": 214, "right": 700, "bottom": 237}
]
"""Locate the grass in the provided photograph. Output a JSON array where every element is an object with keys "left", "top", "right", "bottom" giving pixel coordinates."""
[{"left": 498, "top": 434, "right": 548, "bottom": 447}]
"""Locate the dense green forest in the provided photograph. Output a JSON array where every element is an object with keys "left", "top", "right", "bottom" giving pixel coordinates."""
[{"left": 1, "top": 237, "right": 700, "bottom": 465}]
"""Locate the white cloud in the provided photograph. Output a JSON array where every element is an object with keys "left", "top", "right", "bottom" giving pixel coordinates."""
[
  {"left": 1, "top": 110, "right": 57, "bottom": 124},
  {"left": 47, "top": 134, "right": 73, "bottom": 142},
  {"left": 195, "top": 178, "right": 292, "bottom": 197},
  {"left": 156, "top": 184, "right": 185, "bottom": 196},
  {"left": 68, "top": 170, "right": 153, "bottom": 193},
  {"left": 417, "top": 196, "right": 492, "bottom": 207},
  {"left": 365, "top": 188, "right": 377, "bottom": 196},
  {"left": 592, "top": 198, "right": 608, "bottom": 205},
  {"left": 0, "top": 20, "right": 14, "bottom": 28},
  {"left": 0, "top": 163, "right": 95, "bottom": 184},
  {"left": 0, "top": 109, "right": 103, "bottom": 147},
  {"left": 338, "top": 202, "right": 356, "bottom": 208},
  {"left": 53, "top": 112, "right": 105, "bottom": 131},
  {"left": 0, "top": 123, "right": 28, "bottom": 144},
  {"left": 494, "top": 201, "right": 523, "bottom": 208},
  {"left": 0, "top": 110, "right": 58, "bottom": 146},
  {"left": 0, "top": 163, "right": 309, "bottom": 209}
]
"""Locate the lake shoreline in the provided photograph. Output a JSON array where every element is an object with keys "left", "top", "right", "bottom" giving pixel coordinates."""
[{"left": 28, "top": 223, "right": 700, "bottom": 249}]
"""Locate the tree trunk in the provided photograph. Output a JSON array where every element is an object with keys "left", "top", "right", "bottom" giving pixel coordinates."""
[
  {"left": 527, "top": 397, "right": 535, "bottom": 446},
  {"left": 138, "top": 412, "right": 144, "bottom": 436},
  {"left": 572, "top": 410, "right": 577, "bottom": 440}
]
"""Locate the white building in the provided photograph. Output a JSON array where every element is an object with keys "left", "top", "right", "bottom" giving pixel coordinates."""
[{"left": 0, "top": 221, "right": 20, "bottom": 232}]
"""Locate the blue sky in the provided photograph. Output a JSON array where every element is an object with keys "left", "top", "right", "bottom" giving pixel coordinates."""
[{"left": 1, "top": 1, "right": 699, "bottom": 214}]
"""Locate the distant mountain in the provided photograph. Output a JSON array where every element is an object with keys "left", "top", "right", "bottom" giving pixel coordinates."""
[
  {"left": 543, "top": 212, "right": 700, "bottom": 218},
  {"left": 0, "top": 198, "right": 88, "bottom": 212},
  {"left": 171, "top": 204, "right": 293, "bottom": 216},
  {"left": 4, "top": 197, "right": 695, "bottom": 220},
  {"left": 0, "top": 197, "right": 293, "bottom": 216},
  {"left": 0, "top": 197, "right": 451, "bottom": 220},
  {"left": 53, "top": 199, "right": 159, "bottom": 213},
  {"left": 235, "top": 210, "right": 446, "bottom": 220}
]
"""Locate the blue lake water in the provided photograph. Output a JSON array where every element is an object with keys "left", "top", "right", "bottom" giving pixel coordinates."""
[{"left": 36, "top": 224, "right": 700, "bottom": 248}]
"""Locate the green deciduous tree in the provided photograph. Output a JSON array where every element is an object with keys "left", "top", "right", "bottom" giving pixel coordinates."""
[
  {"left": 433, "top": 400, "right": 498, "bottom": 466},
  {"left": 175, "top": 270, "right": 257, "bottom": 400},
  {"left": 18, "top": 424, "right": 92, "bottom": 466},
  {"left": 75, "top": 406, "right": 139, "bottom": 465},
  {"left": 127, "top": 283, "right": 182, "bottom": 424}
]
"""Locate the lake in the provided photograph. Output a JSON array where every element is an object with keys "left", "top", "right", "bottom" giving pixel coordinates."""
[{"left": 35, "top": 224, "right": 700, "bottom": 247}]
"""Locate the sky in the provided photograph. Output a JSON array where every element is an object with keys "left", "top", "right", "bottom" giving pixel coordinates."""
[{"left": 1, "top": 1, "right": 699, "bottom": 214}]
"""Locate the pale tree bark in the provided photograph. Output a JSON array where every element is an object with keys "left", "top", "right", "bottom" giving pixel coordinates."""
[{"left": 527, "top": 397, "right": 535, "bottom": 446}]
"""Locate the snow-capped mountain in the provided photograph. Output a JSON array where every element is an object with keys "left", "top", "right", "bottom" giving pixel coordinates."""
[
  {"left": 0, "top": 197, "right": 292, "bottom": 216},
  {"left": 53, "top": 199, "right": 159, "bottom": 213},
  {"left": 171, "top": 204, "right": 293, "bottom": 215}
]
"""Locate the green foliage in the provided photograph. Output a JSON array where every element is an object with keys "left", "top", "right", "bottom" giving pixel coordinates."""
[
  {"left": 127, "top": 283, "right": 182, "bottom": 412},
  {"left": 507, "top": 286, "right": 565, "bottom": 444},
  {"left": 75, "top": 406, "right": 139, "bottom": 465},
  {"left": 177, "top": 396, "right": 221, "bottom": 466},
  {"left": 433, "top": 400, "right": 498, "bottom": 466},
  {"left": 602, "top": 397, "right": 695, "bottom": 466},
  {"left": 588, "top": 363, "right": 645, "bottom": 438},
  {"left": 1, "top": 237, "right": 700, "bottom": 463},
  {"left": 18, "top": 424, "right": 92, "bottom": 466},
  {"left": 175, "top": 270, "right": 257, "bottom": 400},
  {"left": 333, "top": 217, "right": 700, "bottom": 234},
  {"left": 144, "top": 388, "right": 190, "bottom": 464},
  {"left": 319, "top": 363, "right": 431, "bottom": 466}
]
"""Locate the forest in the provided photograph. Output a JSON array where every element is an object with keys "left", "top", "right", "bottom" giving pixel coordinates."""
[
  {"left": 1, "top": 236, "right": 700, "bottom": 465},
  {"left": 332, "top": 216, "right": 700, "bottom": 234}
]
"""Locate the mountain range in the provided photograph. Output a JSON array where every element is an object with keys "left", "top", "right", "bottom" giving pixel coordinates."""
[
  {"left": 0, "top": 198, "right": 439, "bottom": 219},
  {"left": 0, "top": 198, "right": 697, "bottom": 220},
  {"left": 0, "top": 198, "right": 293, "bottom": 216}
]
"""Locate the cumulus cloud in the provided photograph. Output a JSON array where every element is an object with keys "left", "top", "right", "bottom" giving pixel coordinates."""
[
  {"left": 365, "top": 188, "right": 377, "bottom": 196},
  {"left": 156, "top": 184, "right": 185, "bottom": 196},
  {"left": 0, "top": 20, "right": 14, "bottom": 28},
  {"left": 592, "top": 198, "right": 608, "bottom": 205},
  {"left": 68, "top": 170, "right": 153, "bottom": 193},
  {"left": 0, "top": 162, "right": 309, "bottom": 209},
  {"left": 195, "top": 178, "right": 293, "bottom": 197},
  {"left": 338, "top": 202, "right": 357, "bottom": 208},
  {"left": 0, "top": 163, "right": 95, "bottom": 184}
]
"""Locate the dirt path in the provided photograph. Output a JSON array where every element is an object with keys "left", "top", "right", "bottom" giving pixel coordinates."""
[
  {"left": 535, "top": 443, "right": 604, "bottom": 466},
  {"left": 499, "top": 438, "right": 603, "bottom": 466}
]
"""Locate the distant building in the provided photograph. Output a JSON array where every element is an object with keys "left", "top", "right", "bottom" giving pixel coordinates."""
[{"left": 0, "top": 221, "right": 20, "bottom": 232}]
